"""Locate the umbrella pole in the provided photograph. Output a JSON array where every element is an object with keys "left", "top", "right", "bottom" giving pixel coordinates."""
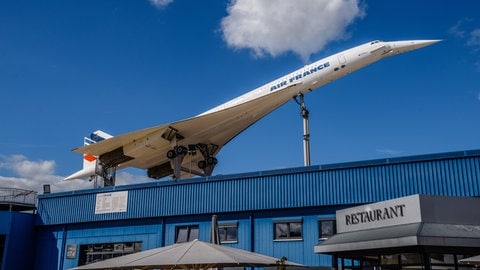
[
  {"left": 210, "top": 215, "right": 220, "bottom": 245},
  {"left": 277, "top": 256, "right": 287, "bottom": 270}
]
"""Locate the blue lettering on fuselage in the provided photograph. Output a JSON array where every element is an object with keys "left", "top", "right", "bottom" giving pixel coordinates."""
[{"left": 270, "top": 61, "right": 330, "bottom": 91}]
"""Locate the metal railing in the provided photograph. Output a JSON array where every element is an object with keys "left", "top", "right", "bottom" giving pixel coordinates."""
[{"left": 0, "top": 187, "right": 37, "bottom": 207}]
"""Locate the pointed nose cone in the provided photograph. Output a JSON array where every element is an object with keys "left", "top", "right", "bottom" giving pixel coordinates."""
[
  {"left": 388, "top": 40, "right": 441, "bottom": 55},
  {"left": 413, "top": 39, "right": 442, "bottom": 49}
]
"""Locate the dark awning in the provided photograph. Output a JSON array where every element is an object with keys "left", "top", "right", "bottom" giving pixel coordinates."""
[{"left": 315, "top": 222, "right": 480, "bottom": 254}]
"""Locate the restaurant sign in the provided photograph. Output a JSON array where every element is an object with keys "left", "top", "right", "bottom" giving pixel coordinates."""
[{"left": 336, "top": 194, "right": 422, "bottom": 233}]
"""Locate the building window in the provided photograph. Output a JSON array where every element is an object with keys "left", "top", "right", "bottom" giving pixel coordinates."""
[
  {"left": 319, "top": 219, "right": 336, "bottom": 240},
  {"left": 218, "top": 223, "right": 238, "bottom": 243},
  {"left": 78, "top": 242, "right": 142, "bottom": 266},
  {"left": 176, "top": 225, "right": 199, "bottom": 243},
  {"left": 274, "top": 221, "right": 302, "bottom": 240}
]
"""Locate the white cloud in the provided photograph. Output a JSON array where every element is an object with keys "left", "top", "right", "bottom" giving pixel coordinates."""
[
  {"left": 0, "top": 155, "right": 85, "bottom": 193},
  {"left": 4, "top": 155, "right": 55, "bottom": 179},
  {"left": 448, "top": 19, "right": 480, "bottom": 49},
  {"left": 149, "top": 0, "right": 173, "bottom": 9},
  {"left": 115, "top": 171, "right": 153, "bottom": 186},
  {"left": 0, "top": 155, "right": 152, "bottom": 195},
  {"left": 448, "top": 20, "right": 480, "bottom": 73},
  {"left": 448, "top": 20, "right": 466, "bottom": 38},
  {"left": 220, "top": 0, "right": 365, "bottom": 61},
  {"left": 467, "top": 28, "right": 480, "bottom": 47}
]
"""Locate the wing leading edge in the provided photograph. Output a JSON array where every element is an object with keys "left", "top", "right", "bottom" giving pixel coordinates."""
[{"left": 73, "top": 83, "right": 301, "bottom": 180}]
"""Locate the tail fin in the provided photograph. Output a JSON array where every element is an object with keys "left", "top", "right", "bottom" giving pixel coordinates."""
[{"left": 64, "top": 130, "right": 113, "bottom": 181}]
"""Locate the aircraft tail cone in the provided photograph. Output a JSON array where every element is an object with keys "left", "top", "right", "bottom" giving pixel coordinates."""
[{"left": 64, "top": 168, "right": 95, "bottom": 181}]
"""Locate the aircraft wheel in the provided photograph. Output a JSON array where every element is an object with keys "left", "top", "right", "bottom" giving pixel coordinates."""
[
  {"left": 198, "top": 160, "right": 206, "bottom": 169},
  {"left": 167, "top": 150, "right": 176, "bottom": 159},
  {"left": 207, "top": 157, "right": 217, "bottom": 165},
  {"left": 176, "top": 146, "right": 187, "bottom": 155}
]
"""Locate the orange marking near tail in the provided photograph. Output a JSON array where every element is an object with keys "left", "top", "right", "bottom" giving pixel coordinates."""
[{"left": 84, "top": 154, "right": 97, "bottom": 162}]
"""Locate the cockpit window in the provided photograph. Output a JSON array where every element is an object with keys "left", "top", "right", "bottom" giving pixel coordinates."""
[{"left": 370, "top": 40, "right": 382, "bottom": 45}]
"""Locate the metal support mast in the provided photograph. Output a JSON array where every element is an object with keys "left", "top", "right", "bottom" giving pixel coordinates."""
[{"left": 294, "top": 93, "right": 311, "bottom": 166}]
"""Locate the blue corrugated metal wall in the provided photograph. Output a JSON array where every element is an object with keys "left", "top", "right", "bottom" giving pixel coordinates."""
[
  {"left": 34, "top": 225, "right": 61, "bottom": 270},
  {"left": 37, "top": 150, "right": 480, "bottom": 225},
  {"left": 34, "top": 222, "right": 161, "bottom": 270},
  {"left": 35, "top": 209, "right": 336, "bottom": 269},
  {"left": 0, "top": 212, "right": 35, "bottom": 270},
  {"left": 33, "top": 150, "right": 480, "bottom": 269},
  {"left": 252, "top": 209, "right": 337, "bottom": 266}
]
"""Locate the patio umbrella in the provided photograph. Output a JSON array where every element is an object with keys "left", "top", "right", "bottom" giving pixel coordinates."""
[
  {"left": 459, "top": 254, "right": 480, "bottom": 265},
  {"left": 70, "top": 239, "right": 303, "bottom": 270}
]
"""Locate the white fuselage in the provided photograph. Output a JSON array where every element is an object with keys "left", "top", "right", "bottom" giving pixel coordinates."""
[{"left": 201, "top": 40, "right": 438, "bottom": 116}]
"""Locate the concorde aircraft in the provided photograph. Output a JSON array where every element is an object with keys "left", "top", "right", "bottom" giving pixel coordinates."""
[{"left": 65, "top": 39, "right": 440, "bottom": 182}]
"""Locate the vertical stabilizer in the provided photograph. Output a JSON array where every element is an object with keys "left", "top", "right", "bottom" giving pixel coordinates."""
[{"left": 64, "top": 130, "right": 112, "bottom": 181}]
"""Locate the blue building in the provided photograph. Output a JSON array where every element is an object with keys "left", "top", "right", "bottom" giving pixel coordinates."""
[
  {"left": 0, "top": 188, "right": 37, "bottom": 270},
  {"left": 2, "top": 149, "right": 480, "bottom": 270}
]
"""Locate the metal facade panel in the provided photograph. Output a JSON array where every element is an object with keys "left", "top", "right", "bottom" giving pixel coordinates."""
[
  {"left": 37, "top": 150, "right": 480, "bottom": 225},
  {"left": 35, "top": 221, "right": 165, "bottom": 270},
  {"left": 0, "top": 212, "right": 36, "bottom": 270}
]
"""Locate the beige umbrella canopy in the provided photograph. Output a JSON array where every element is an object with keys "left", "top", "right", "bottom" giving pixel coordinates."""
[
  {"left": 459, "top": 255, "right": 480, "bottom": 265},
  {"left": 70, "top": 239, "right": 303, "bottom": 270}
]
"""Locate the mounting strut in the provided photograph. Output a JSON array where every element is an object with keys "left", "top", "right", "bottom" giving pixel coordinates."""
[{"left": 294, "top": 93, "right": 311, "bottom": 166}]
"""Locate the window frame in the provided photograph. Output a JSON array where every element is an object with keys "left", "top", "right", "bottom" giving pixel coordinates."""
[
  {"left": 175, "top": 225, "right": 199, "bottom": 243},
  {"left": 218, "top": 222, "right": 239, "bottom": 244},
  {"left": 273, "top": 219, "right": 303, "bottom": 241},
  {"left": 318, "top": 219, "right": 336, "bottom": 240},
  {"left": 78, "top": 241, "right": 142, "bottom": 266}
]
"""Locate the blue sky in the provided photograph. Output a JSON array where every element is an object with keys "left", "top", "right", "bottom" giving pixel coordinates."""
[{"left": 1, "top": 0, "right": 480, "bottom": 193}]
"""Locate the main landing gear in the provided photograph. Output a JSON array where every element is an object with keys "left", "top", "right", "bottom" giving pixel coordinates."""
[{"left": 166, "top": 143, "right": 218, "bottom": 180}]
